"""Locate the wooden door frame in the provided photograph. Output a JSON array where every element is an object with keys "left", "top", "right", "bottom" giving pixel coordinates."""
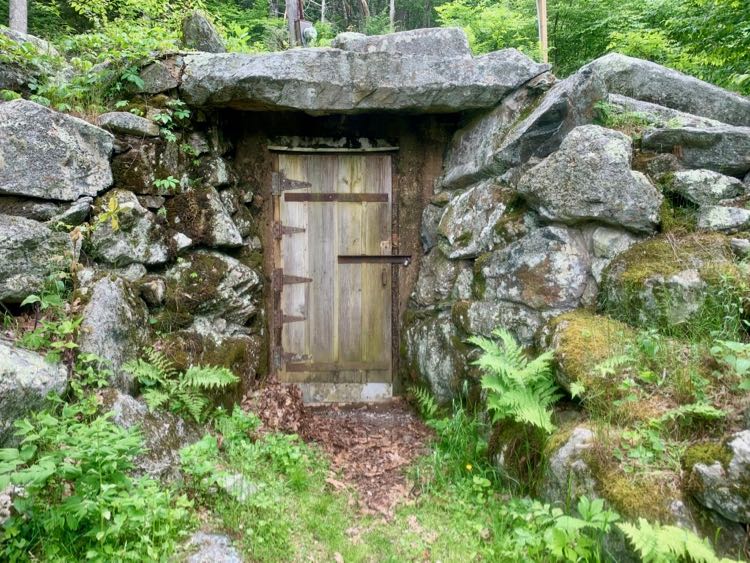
[{"left": 268, "top": 147, "right": 401, "bottom": 392}]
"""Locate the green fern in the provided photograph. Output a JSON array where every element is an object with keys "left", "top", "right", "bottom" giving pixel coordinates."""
[
  {"left": 183, "top": 365, "right": 238, "bottom": 389},
  {"left": 651, "top": 403, "right": 726, "bottom": 429},
  {"left": 618, "top": 518, "right": 739, "bottom": 563},
  {"left": 410, "top": 386, "right": 439, "bottom": 420},
  {"left": 124, "top": 349, "right": 239, "bottom": 423},
  {"left": 468, "top": 329, "right": 560, "bottom": 434}
]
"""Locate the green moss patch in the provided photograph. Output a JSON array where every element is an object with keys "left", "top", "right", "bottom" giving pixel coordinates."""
[{"left": 682, "top": 442, "right": 732, "bottom": 473}]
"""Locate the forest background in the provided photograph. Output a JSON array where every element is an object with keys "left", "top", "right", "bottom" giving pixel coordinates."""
[{"left": 2, "top": 0, "right": 748, "bottom": 96}]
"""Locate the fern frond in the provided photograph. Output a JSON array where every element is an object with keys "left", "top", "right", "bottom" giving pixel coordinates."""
[
  {"left": 143, "top": 347, "right": 178, "bottom": 379},
  {"left": 182, "top": 365, "right": 239, "bottom": 389},
  {"left": 178, "top": 389, "right": 209, "bottom": 423},
  {"left": 471, "top": 328, "right": 560, "bottom": 435},
  {"left": 409, "top": 386, "right": 439, "bottom": 420},
  {"left": 617, "top": 518, "right": 732, "bottom": 563},
  {"left": 142, "top": 389, "right": 170, "bottom": 412}
]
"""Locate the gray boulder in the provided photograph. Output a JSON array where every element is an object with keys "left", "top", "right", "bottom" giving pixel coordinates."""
[
  {"left": 0, "top": 100, "right": 113, "bottom": 201},
  {"left": 440, "top": 67, "right": 605, "bottom": 189},
  {"left": 410, "top": 249, "right": 472, "bottom": 308},
  {"left": 0, "top": 214, "right": 73, "bottom": 303},
  {"left": 182, "top": 11, "right": 226, "bottom": 53},
  {"left": 518, "top": 125, "right": 661, "bottom": 232},
  {"left": 331, "top": 27, "right": 471, "bottom": 57},
  {"left": 77, "top": 276, "right": 149, "bottom": 393},
  {"left": 589, "top": 225, "right": 640, "bottom": 283},
  {"left": 451, "top": 300, "right": 543, "bottom": 346},
  {"left": 601, "top": 234, "right": 738, "bottom": 327},
  {"left": 89, "top": 190, "right": 170, "bottom": 266},
  {"left": 48, "top": 197, "right": 93, "bottom": 227},
  {"left": 166, "top": 186, "right": 243, "bottom": 247},
  {"left": 669, "top": 169, "right": 746, "bottom": 206},
  {"left": 0, "top": 28, "right": 61, "bottom": 91},
  {"left": 477, "top": 226, "right": 593, "bottom": 312},
  {"left": 97, "top": 112, "right": 160, "bottom": 137},
  {"left": 101, "top": 389, "right": 202, "bottom": 479},
  {"left": 438, "top": 180, "right": 512, "bottom": 259},
  {"left": 605, "top": 94, "right": 723, "bottom": 130},
  {"left": 137, "top": 59, "right": 183, "bottom": 94},
  {"left": 642, "top": 125, "right": 750, "bottom": 177},
  {"left": 690, "top": 431, "right": 750, "bottom": 523},
  {"left": 164, "top": 251, "right": 261, "bottom": 325},
  {"left": 179, "top": 46, "right": 549, "bottom": 113},
  {"left": 697, "top": 206, "right": 750, "bottom": 233},
  {"left": 420, "top": 203, "right": 444, "bottom": 252},
  {"left": 586, "top": 53, "right": 750, "bottom": 127},
  {"left": 403, "top": 311, "right": 466, "bottom": 403},
  {"left": 186, "top": 532, "right": 243, "bottom": 563},
  {"left": 0, "top": 339, "right": 68, "bottom": 446},
  {"left": 539, "top": 426, "right": 598, "bottom": 507}
]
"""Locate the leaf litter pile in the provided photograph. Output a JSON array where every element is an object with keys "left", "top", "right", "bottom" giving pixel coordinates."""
[{"left": 242, "top": 382, "right": 433, "bottom": 518}]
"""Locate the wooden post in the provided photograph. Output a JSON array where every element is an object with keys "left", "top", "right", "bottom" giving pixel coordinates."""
[
  {"left": 536, "top": 0, "right": 548, "bottom": 63},
  {"left": 287, "top": 0, "right": 299, "bottom": 47}
]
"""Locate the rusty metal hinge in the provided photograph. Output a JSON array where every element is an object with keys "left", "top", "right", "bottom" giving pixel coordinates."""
[
  {"left": 271, "top": 171, "right": 311, "bottom": 194},
  {"left": 273, "top": 309, "right": 306, "bottom": 326},
  {"left": 272, "top": 268, "right": 312, "bottom": 292},
  {"left": 272, "top": 221, "right": 305, "bottom": 240},
  {"left": 272, "top": 346, "right": 311, "bottom": 370}
]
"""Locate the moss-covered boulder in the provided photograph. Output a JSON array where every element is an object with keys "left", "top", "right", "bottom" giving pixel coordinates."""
[
  {"left": 160, "top": 251, "right": 261, "bottom": 330},
  {"left": 451, "top": 299, "right": 543, "bottom": 346},
  {"left": 165, "top": 186, "right": 242, "bottom": 248},
  {"left": 545, "top": 311, "right": 636, "bottom": 394},
  {"left": 410, "top": 249, "right": 472, "bottom": 308},
  {"left": 77, "top": 275, "right": 150, "bottom": 393},
  {"left": 402, "top": 310, "right": 469, "bottom": 403},
  {"left": 687, "top": 431, "right": 750, "bottom": 524},
  {"left": 475, "top": 225, "right": 594, "bottom": 312},
  {"left": 437, "top": 179, "right": 513, "bottom": 259},
  {"left": 539, "top": 425, "right": 598, "bottom": 507},
  {"left": 600, "top": 233, "right": 747, "bottom": 332},
  {"left": 89, "top": 189, "right": 170, "bottom": 267},
  {"left": 159, "top": 317, "right": 263, "bottom": 393}
]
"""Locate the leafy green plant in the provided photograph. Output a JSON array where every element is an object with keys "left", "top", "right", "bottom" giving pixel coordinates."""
[
  {"left": 124, "top": 348, "right": 239, "bottom": 423},
  {"left": 153, "top": 175, "right": 179, "bottom": 193},
  {"left": 618, "top": 518, "right": 739, "bottom": 563},
  {"left": 710, "top": 340, "right": 750, "bottom": 390},
  {"left": 95, "top": 194, "right": 122, "bottom": 230},
  {"left": 0, "top": 395, "right": 193, "bottom": 561},
  {"left": 469, "top": 329, "right": 560, "bottom": 433},
  {"left": 18, "top": 273, "right": 79, "bottom": 363}
]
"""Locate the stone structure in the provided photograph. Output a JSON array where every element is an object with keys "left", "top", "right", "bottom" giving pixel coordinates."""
[{"left": 1, "top": 23, "right": 750, "bottom": 553}]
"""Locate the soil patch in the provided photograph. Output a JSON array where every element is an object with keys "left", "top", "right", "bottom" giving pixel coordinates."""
[{"left": 242, "top": 383, "right": 433, "bottom": 518}]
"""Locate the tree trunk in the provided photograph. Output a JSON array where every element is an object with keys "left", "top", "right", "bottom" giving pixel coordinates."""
[
  {"left": 320, "top": 0, "right": 326, "bottom": 22},
  {"left": 9, "top": 0, "right": 28, "bottom": 34},
  {"left": 359, "top": 0, "right": 370, "bottom": 20},
  {"left": 389, "top": 0, "right": 395, "bottom": 31}
]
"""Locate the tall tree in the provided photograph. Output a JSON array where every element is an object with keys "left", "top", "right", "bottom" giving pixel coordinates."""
[{"left": 9, "top": 0, "right": 28, "bottom": 33}]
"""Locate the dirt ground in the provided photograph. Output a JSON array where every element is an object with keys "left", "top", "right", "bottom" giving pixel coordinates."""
[{"left": 243, "top": 383, "right": 433, "bottom": 517}]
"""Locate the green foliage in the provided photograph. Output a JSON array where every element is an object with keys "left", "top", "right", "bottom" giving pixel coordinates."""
[
  {"left": 409, "top": 385, "right": 439, "bottom": 419},
  {"left": 435, "top": 0, "right": 539, "bottom": 58},
  {"left": 618, "top": 518, "right": 739, "bottom": 563},
  {"left": 0, "top": 395, "right": 193, "bottom": 561},
  {"left": 469, "top": 329, "right": 559, "bottom": 433},
  {"left": 124, "top": 348, "right": 239, "bottom": 422},
  {"left": 710, "top": 340, "right": 750, "bottom": 390},
  {"left": 154, "top": 175, "right": 180, "bottom": 192},
  {"left": 17, "top": 273, "right": 80, "bottom": 363}
]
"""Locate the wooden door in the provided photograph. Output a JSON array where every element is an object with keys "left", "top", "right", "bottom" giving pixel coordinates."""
[{"left": 273, "top": 153, "right": 393, "bottom": 396}]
